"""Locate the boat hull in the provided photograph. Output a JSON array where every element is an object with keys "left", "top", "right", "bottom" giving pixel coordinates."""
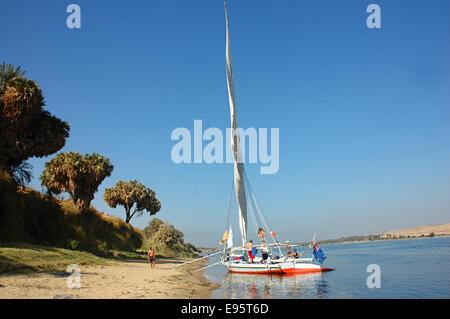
[
  {"left": 225, "top": 259, "right": 332, "bottom": 275},
  {"left": 226, "top": 262, "right": 284, "bottom": 274}
]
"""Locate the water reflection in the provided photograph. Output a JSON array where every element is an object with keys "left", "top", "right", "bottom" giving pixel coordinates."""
[
  {"left": 220, "top": 272, "right": 328, "bottom": 299},
  {"left": 316, "top": 277, "right": 329, "bottom": 298}
]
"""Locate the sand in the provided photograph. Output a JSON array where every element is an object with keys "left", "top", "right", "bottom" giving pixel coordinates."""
[{"left": 0, "top": 258, "right": 219, "bottom": 299}]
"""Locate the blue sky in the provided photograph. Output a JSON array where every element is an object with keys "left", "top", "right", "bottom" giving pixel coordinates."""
[{"left": 1, "top": 0, "right": 449, "bottom": 247}]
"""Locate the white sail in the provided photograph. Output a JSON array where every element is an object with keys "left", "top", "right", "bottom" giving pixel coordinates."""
[
  {"left": 225, "top": 3, "right": 247, "bottom": 246},
  {"left": 226, "top": 226, "right": 234, "bottom": 248}
]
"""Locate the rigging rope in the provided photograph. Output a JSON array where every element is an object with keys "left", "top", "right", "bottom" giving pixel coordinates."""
[
  {"left": 243, "top": 171, "right": 284, "bottom": 257},
  {"left": 243, "top": 172, "right": 272, "bottom": 237},
  {"left": 246, "top": 191, "right": 260, "bottom": 239}
]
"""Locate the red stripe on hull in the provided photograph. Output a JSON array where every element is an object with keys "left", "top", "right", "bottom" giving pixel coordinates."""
[{"left": 282, "top": 267, "right": 333, "bottom": 274}]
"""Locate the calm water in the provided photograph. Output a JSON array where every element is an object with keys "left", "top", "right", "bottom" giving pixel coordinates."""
[{"left": 203, "top": 237, "right": 450, "bottom": 298}]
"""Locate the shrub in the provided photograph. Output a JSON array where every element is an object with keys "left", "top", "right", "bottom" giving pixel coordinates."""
[
  {"left": 141, "top": 218, "right": 200, "bottom": 258},
  {"left": 70, "top": 240, "right": 79, "bottom": 250}
]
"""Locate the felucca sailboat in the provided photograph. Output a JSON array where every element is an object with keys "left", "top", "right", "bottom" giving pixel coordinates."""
[{"left": 219, "top": 1, "right": 332, "bottom": 275}]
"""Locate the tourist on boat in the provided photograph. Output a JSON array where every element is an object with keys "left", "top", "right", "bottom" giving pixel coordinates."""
[
  {"left": 244, "top": 240, "right": 254, "bottom": 263},
  {"left": 258, "top": 227, "right": 266, "bottom": 241},
  {"left": 284, "top": 241, "right": 292, "bottom": 256},
  {"left": 292, "top": 249, "right": 303, "bottom": 258},
  {"left": 261, "top": 241, "right": 269, "bottom": 263}
]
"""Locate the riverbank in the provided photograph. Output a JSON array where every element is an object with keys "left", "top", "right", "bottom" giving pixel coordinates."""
[
  {"left": 312, "top": 223, "right": 450, "bottom": 246},
  {"left": 0, "top": 244, "right": 218, "bottom": 298},
  {"left": 321, "top": 234, "right": 450, "bottom": 247}
]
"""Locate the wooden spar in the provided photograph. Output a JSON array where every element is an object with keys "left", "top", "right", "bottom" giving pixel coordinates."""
[
  {"left": 173, "top": 251, "right": 221, "bottom": 268},
  {"left": 195, "top": 261, "right": 222, "bottom": 272}
]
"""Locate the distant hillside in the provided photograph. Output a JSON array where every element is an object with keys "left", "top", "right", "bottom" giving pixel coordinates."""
[
  {"left": 315, "top": 223, "right": 450, "bottom": 245},
  {"left": 379, "top": 223, "right": 450, "bottom": 239}
]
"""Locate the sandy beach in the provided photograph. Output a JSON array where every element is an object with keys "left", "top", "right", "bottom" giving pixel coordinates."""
[{"left": 0, "top": 257, "right": 219, "bottom": 299}]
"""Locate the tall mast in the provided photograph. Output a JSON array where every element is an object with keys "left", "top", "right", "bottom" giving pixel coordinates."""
[{"left": 225, "top": 1, "right": 247, "bottom": 246}]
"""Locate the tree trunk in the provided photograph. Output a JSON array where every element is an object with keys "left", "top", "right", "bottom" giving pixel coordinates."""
[{"left": 125, "top": 208, "right": 131, "bottom": 224}]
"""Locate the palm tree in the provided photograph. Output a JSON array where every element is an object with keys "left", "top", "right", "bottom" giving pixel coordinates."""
[
  {"left": 41, "top": 152, "right": 114, "bottom": 212},
  {"left": 0, "top": 63, "right": 70, "bottom": 186},
  {"left": 0, "top": 63, "right": 31, "bottom": 185},
  {"left": 0, "top": 62, "right": 26, "bottom": 94},
  {"left": 104, "top": 180, "right": 161, "bottom": 223}
]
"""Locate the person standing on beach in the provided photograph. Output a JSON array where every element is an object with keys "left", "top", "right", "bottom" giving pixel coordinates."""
[{"left": 147, "top": 247, "right": 156, "bottom": 269}]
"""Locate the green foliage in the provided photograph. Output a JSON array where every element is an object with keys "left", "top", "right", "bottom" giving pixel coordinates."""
[
  {"left": 152, "top": 222, "right": 184, "bottom": 250},
  {"left": 144, "top": 217, "right": 165, "bottom": 237},
  {"left": 98, "top": 240, "right": 108, "bottom": 252},
  {"left": 70, "top": 240, "right": 79, "bottom": 250},
  {"left": 0, "top": 62, "right": 26, "bottom": 94},
  {"left": 0, "top": 65, "right": 70, "bottom": 182},
  {"left": 142, "top": 218, "right": 200, "bottom": 258},
  {"left": 104, "top": 180, "right": 161, "bottom": 223},
  {"left": 41, "top": 152, "right": 113, "bottom": 212}
]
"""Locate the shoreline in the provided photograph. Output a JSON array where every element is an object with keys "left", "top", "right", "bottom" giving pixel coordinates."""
[
  {"left": 0, "top": 257, "right": 219, "bottom": 299},
  {"left": 321, "top": 234, "right": 450, "bottom": 247}
]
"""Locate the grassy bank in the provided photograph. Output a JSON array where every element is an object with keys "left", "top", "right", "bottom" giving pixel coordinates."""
[
  {"left": 0, "top": 243, "right": 119, "bottom": 274},
  {"left": 0, "top": 243, "right": 206, "bottom": 276},
  {"left": 0, "top": 169, "right": 143, "bottom": 253}
]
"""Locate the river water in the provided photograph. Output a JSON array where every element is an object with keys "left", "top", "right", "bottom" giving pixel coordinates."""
[{"left": 203, "top": 237, "right": 450, "bottom": 298}]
